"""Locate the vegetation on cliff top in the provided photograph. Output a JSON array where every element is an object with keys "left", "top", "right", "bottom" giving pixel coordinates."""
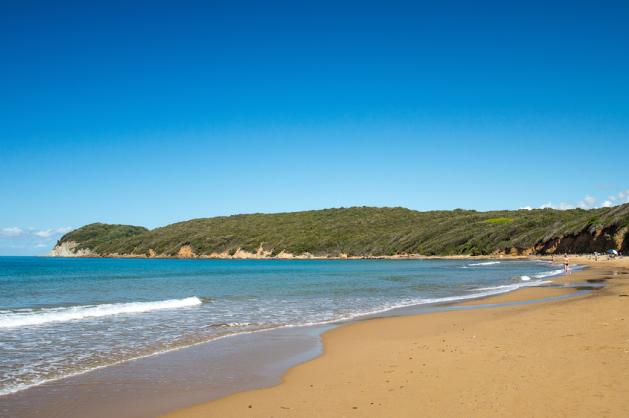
[
  {"left": 57, "top": 204, "right": 629, "bottom": 257},
  {"left": 60, "top": 223, "right": 148, "bottom": 251}
]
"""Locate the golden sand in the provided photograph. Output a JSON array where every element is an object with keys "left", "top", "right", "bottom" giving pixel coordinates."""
[{"left": 165, "top": 256, "right": 629, "bottom": 417}]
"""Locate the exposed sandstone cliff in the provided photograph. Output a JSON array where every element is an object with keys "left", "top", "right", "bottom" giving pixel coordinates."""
[
  {"left": 493, "top": 224, "right": 628, "bottom": 256},
  {"left": 48, "top": 241, "right": 96, "bottom": 257},
  {"left": 533, "top": 225, "right": 627, "bottom": 254}
]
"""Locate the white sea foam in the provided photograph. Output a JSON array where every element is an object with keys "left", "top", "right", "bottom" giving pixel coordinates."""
[
  {"left": 475, "top": 279, "right": 551, "bottom": 292},
  {"left": 520, "top": 275, "right": 532, "bottom": 281},
  {"left": 467, "top": 261, "right": 501, "bottom": 266},
  {"left": 0, "top": 297, "right": 202, "bottom": 329},
  {"left": 207, "top": 322, "right": 253, "bottom": 328},
  {"left": 533, "top": 269, "right": 564, "bottom": 279}
]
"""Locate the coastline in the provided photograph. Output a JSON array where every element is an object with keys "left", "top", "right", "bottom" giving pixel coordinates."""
[
  {"left": 165, "top": 256, "right": 629, "bottom": 417},
  {"left": 46, "top": 249, "right": 531, "bottom": 260},
  {"left": 2, "top": 256, "right": 625, "bottom": 417}
]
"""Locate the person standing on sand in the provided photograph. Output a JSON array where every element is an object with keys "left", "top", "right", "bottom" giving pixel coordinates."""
[{"left": 563, "top": 254, "right": 570, "bottom": 274}]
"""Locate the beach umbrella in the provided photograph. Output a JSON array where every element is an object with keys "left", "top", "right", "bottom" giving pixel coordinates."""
[{"left": 607, "top": 249, "right": 618, "bottom": 255}]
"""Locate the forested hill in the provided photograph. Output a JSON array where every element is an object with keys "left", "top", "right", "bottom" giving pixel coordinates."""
[{"left": 51, "top": 205, "right": 629, "bottom": 258}]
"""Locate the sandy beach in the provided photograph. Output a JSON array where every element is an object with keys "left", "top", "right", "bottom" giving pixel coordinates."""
[{"left": 165, "top": 256, "right": 629, "bottom": 417}]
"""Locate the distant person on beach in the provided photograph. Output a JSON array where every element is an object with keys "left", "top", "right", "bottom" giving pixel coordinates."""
[{"left": 563, "top": 254, "right": 570, "bottom": 274}]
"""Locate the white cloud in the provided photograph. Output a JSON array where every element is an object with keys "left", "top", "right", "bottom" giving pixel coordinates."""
[
  {"left": 606, "top": 189, "right": 629, "bottom": 204},
  {"left": 539, "top": 202, "right": 575, "bottom": 210},
  {"left": 577, "top": 195, "right": 596, "bottom": 209},
  {"left": 34, "top": 229, "right": 54, "bottom": 238},
  {"left": 532, "top": 188, "right": 629, "bottom": 211},
  {"left": 2, "top": 226, "right": 73, "bottom": 239},
  {"left": 0, "top": 226, "right": 74, "bottom": 255},
  {"left": 1, "top": 227, "right": 24, "bottom": 237},
  {"left": 519, "top": 206, "right": 533, "bottom": 210},
  {"left": 34, "top": 227, "right": 73, "bottom": 239}
]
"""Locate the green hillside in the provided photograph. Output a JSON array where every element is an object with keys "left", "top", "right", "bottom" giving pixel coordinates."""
[{"left": 55, "top": 205, "right": 629, "bottom": 257}]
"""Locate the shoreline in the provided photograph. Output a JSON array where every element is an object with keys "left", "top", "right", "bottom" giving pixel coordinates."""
[
  {"left": 42, "top": 250, "right": 621, "bottom": 263},
  {"left": 1, "top": 257, "right": 624, "bottom": 417},
  {"left": 46, "top": 254, "right": 532, "bottom": 260},
  {"left": 165, "top": 256, "right": 629, "bottom": 417},
  {"left": 46, "top": 245, "right": 536, "bottom": 260},
  {"left": 0, "top": 257, "right": 562, "bottom": 399}
]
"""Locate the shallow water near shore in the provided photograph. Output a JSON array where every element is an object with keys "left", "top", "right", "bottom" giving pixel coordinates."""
[
  {"left": 0, "top": 281, "right": 595, "bottom": 418},
  {"left": 0, "top": 257, "right": 569, "bottom": 398}
]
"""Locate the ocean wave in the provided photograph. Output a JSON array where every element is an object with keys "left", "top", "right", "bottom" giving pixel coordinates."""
[
  {"left": 474, "top": 279, "right": 551, "bottom": 292},
  {"left": 520, "top": 275, "right": 532, "bottom": 281},
  {"left": 533, "top": 269, "right": 564, "bottom": 279},
  {"left": 467, "top": 261, "right": 501, "bottom": 266},
  {"left": 0, "top": 297, "right": 202, "bottom": 329},
  {"left": 207, "top": 322, "right": 253, "bottom": 328}
]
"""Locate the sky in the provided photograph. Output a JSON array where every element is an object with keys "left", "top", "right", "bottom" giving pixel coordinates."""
[{"left": 1, "top": 1, "right": 628, "bottom": 255}]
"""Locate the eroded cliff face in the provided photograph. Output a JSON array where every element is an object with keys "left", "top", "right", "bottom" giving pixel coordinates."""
[
  {"left": 176, "top": 245, "right": 196, "bottom": 258},
  {"left": 48, "top": 241, "right": 96, "bottom": 257},
  {"left": 615, "top": 226, "right": 628, "bottom": 252},
  {"left": 493, "top": 225, "right": 627, "bottom": 256},
  {"left": 534, "top": 225, "right": 627, "bottom": 254}
]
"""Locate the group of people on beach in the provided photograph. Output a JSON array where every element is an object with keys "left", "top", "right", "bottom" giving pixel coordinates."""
[{"left": 553, "top": 249, "right": 624, "bottom": 274}]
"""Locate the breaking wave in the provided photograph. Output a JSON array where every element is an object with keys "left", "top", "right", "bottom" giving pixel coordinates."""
[
  {"left": 533, "top": 269, "right": 564, "bottom": 279},
  {"left": 0, "top": 297, "right": 203, "bottom": 329},
  {"left": 467, "top": 261, "right": 501, "bottom": 266}
]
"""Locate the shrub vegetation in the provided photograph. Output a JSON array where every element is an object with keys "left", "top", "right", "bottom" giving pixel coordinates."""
[{"left": 57, "top": 204, "right": 629, "bottom": 256}]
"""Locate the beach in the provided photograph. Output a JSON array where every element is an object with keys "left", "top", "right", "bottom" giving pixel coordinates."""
[
  {"left": 1, "top": 256, "right": 627, "bottom": 418},
  {"left": 166, "top": 256, "right": 629, "bottom": 417}
]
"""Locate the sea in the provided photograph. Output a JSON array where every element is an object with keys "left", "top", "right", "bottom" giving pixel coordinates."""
[{"left": 0, "top": 256, "right": 566, "bottom": 397}]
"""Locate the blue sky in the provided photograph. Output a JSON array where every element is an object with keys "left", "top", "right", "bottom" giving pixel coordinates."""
[{"left": 1, "top": 1, "right": 628, "bottom": 255}]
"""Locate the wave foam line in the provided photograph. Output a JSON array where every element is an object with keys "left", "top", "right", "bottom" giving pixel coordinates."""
[
  {"left": 0, "top": 297, "right": 202, "bottom": 329},
  {"left": 533, "top": 269, "right": 564, "bottom": 279},
  {"left": 475, "top": 279, "right": 551, "bottom": 292},
  {"left": 467, "top": 261, "right": 501, "bottom": 266}
]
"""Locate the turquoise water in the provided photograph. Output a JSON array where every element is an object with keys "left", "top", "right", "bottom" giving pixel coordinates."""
[{"left": 0, "top": 257, "right": 564, "bottom": 396}]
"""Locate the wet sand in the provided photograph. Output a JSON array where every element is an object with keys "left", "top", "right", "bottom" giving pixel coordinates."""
[
  {"left": 166, "top": 257, "right": 629, "bottom": 417},
  {"left": 0, "top": 324, "right": 333, "bottom": 418}
]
